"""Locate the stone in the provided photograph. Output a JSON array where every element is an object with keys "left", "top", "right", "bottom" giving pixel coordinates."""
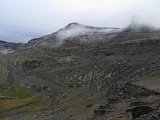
[{"left": 131, "top": 106, "right": 154, "bottom": 119}]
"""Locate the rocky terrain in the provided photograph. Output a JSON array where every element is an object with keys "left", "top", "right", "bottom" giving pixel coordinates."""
[
  {"left": 0, "top": 23, "right": 160, "bottom": 120},
  {"left": 0, "top": 40, "right": 23, "bottom": 55}
]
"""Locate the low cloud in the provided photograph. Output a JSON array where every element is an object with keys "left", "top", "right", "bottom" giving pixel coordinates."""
[{"left": 55, "top": 23, "right": 120, "bottom": 46}]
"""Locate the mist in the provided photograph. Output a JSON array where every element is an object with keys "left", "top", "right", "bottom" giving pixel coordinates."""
[
  {"left": 56, "top": 23, "right": 120, "bottom": 40},
  {"left": 0, "top": 0, "right": 160, "bottom": 42}
]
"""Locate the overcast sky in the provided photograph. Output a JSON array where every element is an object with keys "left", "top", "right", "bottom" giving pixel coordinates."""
[{"left": 0, "top": 0, "right": 160, "bottom": 43}]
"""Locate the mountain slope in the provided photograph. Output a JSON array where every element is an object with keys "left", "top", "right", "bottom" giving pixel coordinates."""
[
  {"left": 0, "top": 40, "right": 23, "bottom": 55},
  {"left": 0, "top": 23, "right": 160, "bottom": 120}
]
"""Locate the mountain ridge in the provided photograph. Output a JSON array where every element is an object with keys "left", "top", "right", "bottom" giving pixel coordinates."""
[{"left": 27, "top": 22, "right": 121, "bottom": 48}]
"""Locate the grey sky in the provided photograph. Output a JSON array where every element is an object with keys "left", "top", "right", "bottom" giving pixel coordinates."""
[{"left": 0, "top": 0, "right": 160, "bottom": 42}]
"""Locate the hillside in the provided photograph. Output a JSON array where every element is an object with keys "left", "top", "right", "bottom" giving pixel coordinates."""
[
  {"left": 0, "top": 40, "right": 23, "bottom": 55},
  {"left": 0, "top": 23, "right": 160, "bottom": 120}
]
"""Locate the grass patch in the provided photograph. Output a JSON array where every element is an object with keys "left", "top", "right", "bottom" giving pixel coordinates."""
[
  {"left": 67, "top": 92, "right": 88, "bottom": 103},
  {"left": 57, "top": 91, "right": 97, "bottom": 119},
  {"left": 59, "top": 91, "right": 96, "bottom": 108},
  {"left": 0, "top": 96, "right": 39, "bottom": 112},
  {"left": 3, "top": 86, "right": 34, "bottom": 99},
  {"left": 32, "top": 94, "right": 52, "bottom": 107}
]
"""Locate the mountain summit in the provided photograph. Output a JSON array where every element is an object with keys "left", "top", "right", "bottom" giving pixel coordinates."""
[{"left": 28, "top": 22, "right": 120, "bottom": 47}]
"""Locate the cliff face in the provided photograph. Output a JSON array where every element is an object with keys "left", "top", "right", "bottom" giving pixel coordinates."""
[{"left": 1, "top": 23, "right": 160, "bottom": 120}]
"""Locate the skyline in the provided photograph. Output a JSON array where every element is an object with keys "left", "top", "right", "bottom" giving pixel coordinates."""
[{"left": 0, "top": 0, "right": 160, "bottom": 43}]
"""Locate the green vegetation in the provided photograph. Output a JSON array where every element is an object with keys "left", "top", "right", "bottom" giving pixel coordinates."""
[
  {"left": 0, "top": 86, "right": 52, "bottom": 119},
  {"left": 32, "top": 94, "right": 52, "bottom": 107},
  {"left": 0, "top": 96, "right": 38, "bottom": 112},
  {"left": 59, "top": 91, "right": 96, "bottom": 109},
  {"left": 56, "top": 90, "right": 97, "bottom": 119},
  {"left": 3, "top": 86, "right": 34, "bottom": 99}
]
